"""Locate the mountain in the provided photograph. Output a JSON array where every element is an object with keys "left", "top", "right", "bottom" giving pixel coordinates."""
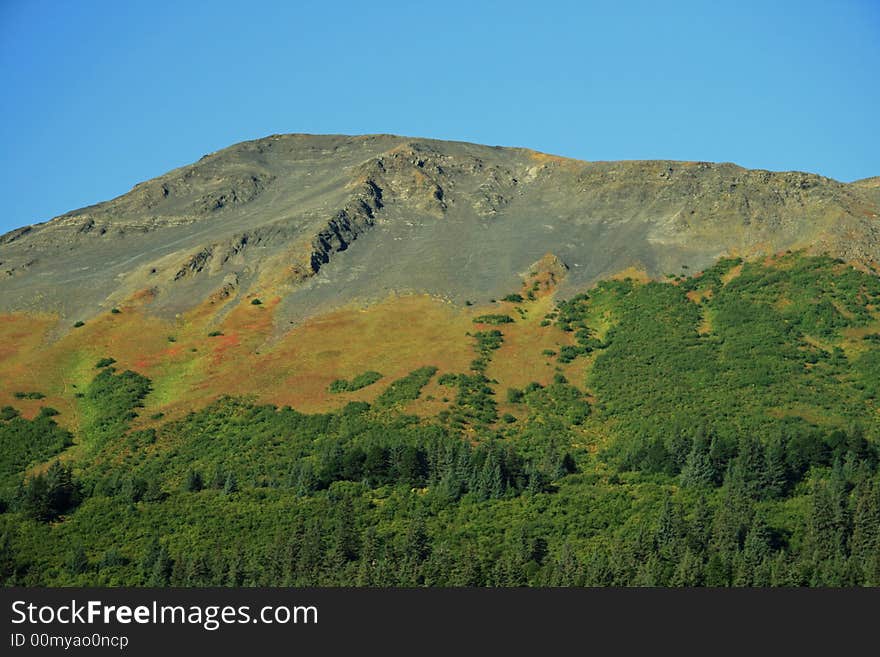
[
  {"left": 1, "top": 135, "right": 879, "bottom": 588},
  {"left": 2, "top": 134, "right": 878, "bottom": 324}
]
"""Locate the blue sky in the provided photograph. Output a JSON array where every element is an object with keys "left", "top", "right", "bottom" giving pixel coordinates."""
[{"left": 1, "top": 0, "right": 878, "bottom": 233}]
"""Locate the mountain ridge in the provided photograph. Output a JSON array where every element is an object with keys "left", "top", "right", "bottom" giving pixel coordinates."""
[
  {"left": 2, "top": 137, "right": 880, "bottom": 588},
  {"left": 1, "top": 133, "right": 878, "bottom": 326}
]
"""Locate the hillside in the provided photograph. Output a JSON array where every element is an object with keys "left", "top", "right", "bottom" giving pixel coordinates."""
[
  {"left": 0, "top": 252, "right": 878, "bottom": 586},
  {"left": 2, "top": 134, "right": 879, "bottom": 325},
  {"left": 0, "top": 135, "right": 879, "bottom": 587}
]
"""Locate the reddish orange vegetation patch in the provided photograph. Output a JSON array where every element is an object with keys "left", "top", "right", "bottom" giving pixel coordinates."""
[
  {"left": 518, "top": 253, "right": 568, "bottom": 299},
  {"left": 186, "top": 283, "right": 238, "bottom": 321},
  {"left": 80, "top": 313, "right": 182, "bottom": 376},
  {"left": 207, "top": 332, "right": 242, "bottom": 366},
  {"left": 0, "top": 313, "right": 81, "bottom": 425},
  {"left": 127, "top": 287, "right": 158, "bottom": 308},
  {"left": 1, "top": 291, "right": 476, "bottom": 432},
  {"left": 0, "top": 313, "right": 55, "bottom": 370},
  {"left": 196, "top": 294, "right": 476, "bottom": 414},
  {"left": 223, "top": 295, "right": 280, "bottom": 335},
  {"left": 0, "top": 278, "right": 600, "bottom": 439}
]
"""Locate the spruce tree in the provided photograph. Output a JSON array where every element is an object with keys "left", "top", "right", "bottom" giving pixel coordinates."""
[
  {"left": 763, "top": 436, "right": 789, "bottom": 499},
  {"left": 330, "top": 499, "right": 360, "bottom": 564},
  {"left": 225, "top": 548, "right": 245, "bottom": 587},
  {"left": 66, "top": 545, "right": 89, "bottom": 576},
  {"left": 738, "top": 515, "right": 774, "bottom": 585},
  {"left": 19, "top": 474, "right": 50, "bottom": 522},
  {"left": 403, "top": 512, "right": 430, "bottom": 563},
  {"left": 0, "top": 532, "right": 15, "bottom": 584},
  {"left": 139, "top": 536, "right": 162, "bottom": 583},
  {"left": 688, "top": 494, "right": 713, "bottom": 553},
  {"left": 850, "top": 479, "right": 880, "bottom": 584},
  {"left": 551, "top": 543, "right": 581, "bottom": 586},
  {"left": 185, "top": 469, "right": 204, "bottom": 492},
  {"left": 806, "top": 479, "right": 840, "bottom": 564},
  {"left": 672, "top": 547, "right": 704, "bottom": 586},
  {"left": 654, "top": 497, "right": 685, "bottom": 563},
  {"left": 45, "top": 461, "right": 79, "bottom": 517},
  {"left": 680, "top": 438, "right": 715, "bottom": 488},
  {"left": 730, "top": 436, "right": 767, "bottom": 500},
  {"left": 148, "top": 546, "right": 173, "bottom": 586}
]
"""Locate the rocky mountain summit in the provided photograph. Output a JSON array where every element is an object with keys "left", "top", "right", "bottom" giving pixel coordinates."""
[{"left": 2, "top": 134, "right": 878, "bottom": 325}]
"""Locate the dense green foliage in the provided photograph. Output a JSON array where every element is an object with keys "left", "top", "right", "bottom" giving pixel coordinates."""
[
  {"left": 329, "top": 371, "right": 383, "bottom": 393},
  {"left": 439, "top": 373, "right": 499, "bottom": 428},
  {"left": 472, "top": 314, "right": 514, "bottom": 325},
  {"left": 1, "top": 255, "right": 879, "bottom": 586},
  {"left": 0, "top": 410, "right": 73, "bottom": 489},
  {"left": 470, "top": 329, "right": 504, "bottom": 372},
  {"left": 79, "top": 367, "right": 152, "bottom": 448},
  {"left": 13, "top": 391, "right": 45, "bottom": 400},
  {"left": 13, "top": 462, "right": 81, "bottom": 522},
  {"left": 375, "top": 367, "right": 438, "bottom": 408}
]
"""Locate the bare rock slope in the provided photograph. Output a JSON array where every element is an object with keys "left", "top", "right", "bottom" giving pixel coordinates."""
[{"left": 1, "top": 133, "right": 878, "bottom": 324}]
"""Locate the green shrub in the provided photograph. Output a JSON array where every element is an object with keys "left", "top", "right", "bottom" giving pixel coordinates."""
[
  {"left": 329, "top": 371, "right": 383, "bottom": 393},
  {"left": 80, "top": 368, "right": 152, "bottom": 447},
  {"left": 13, "top": 391, "right": 45, "bottom": 400},
  {"left": 473, "top": 314, "right": 514, "bottom": 325},
  {"left": 0, "top": 416, "right": 73, "bottom": 487},
  {"left": 375, "top": 367, "right": 438, "bottom": 407},
  {"left": 0, "top": 406, "right": 19, "bottom": 421}
]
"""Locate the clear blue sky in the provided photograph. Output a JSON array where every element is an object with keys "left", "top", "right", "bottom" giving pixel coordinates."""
[{"left": 1, "top": 0, "right": 878, "bottom": 233}]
